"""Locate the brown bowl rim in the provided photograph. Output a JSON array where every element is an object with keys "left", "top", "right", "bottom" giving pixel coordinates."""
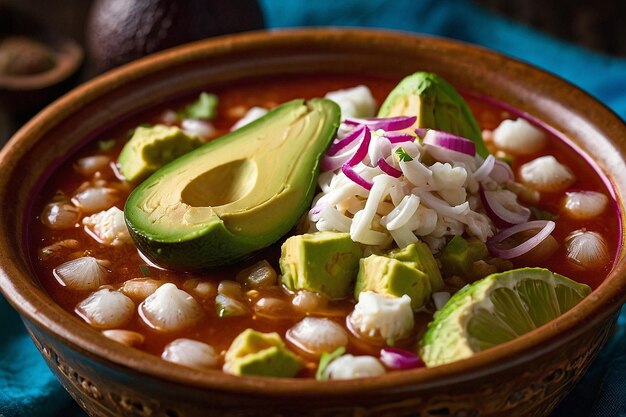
[{"left": 1, "top": 28, "right": 625, "bottom": 397}]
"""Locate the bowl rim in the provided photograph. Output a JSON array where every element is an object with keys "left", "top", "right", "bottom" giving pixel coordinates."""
[{"left": 1, "top": 27, "right": 625, "bottom": 396}]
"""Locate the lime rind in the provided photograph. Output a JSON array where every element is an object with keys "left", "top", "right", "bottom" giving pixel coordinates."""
[{"left": 419, "top": 268, "right": 591, "bottom": 367}]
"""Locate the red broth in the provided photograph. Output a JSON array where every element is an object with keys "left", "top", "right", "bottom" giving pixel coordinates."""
[{"left": 27, "top": 74, "right": 620, "bottom": 377}]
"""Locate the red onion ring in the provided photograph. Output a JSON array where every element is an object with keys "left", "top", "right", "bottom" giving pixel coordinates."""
[
  {"left": 320, "top": 147, "right": 356, "bottom": 171},
  {"left": 473, "top": 155, "right": 496, "bottom": 182},
  {"left": 423, "top": 143, "right": 476, "bottom": 164},
  {"left": 343, "top": 115, "right": 417, "bottom": 131},
  {"left": 341, "top": 164, "right": 373, "bottom": 190},
  {"left": 377, "top": 158, "right": 402, "bottom": 178},
  {"left": 414, "top": 127, "right": 428, "bottom": 138},
  {"left": 321, "top": 131, "right": 365, "bottom": 171},
  {"left": 480, "top": 187, "right": 530, "bottom": 227},
  {"left": 380, "top": 347, "right": 424, "bottom": 370},
  {"left": 327, "top": 125, "right": 366, "bottom": 156},
  {"left": 490, "top": 159, "right": 514, "bottom": 183},
  {"left": 341, "top": 127, "right": 373, "bottom": 190},
  {"left": 384, "top": 132, "right": 416, "bottom": 144},
  {"left": 422, "top": 129, "right": 476, "bottom": 156},
  {"left": 487, "top": 220, "right": 556, "bottom": 259},
  {"left": 345, "top": 126, "right": 371, "bottom": 166}
]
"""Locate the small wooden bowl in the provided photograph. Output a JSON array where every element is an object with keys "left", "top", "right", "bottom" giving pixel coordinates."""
[
  {"left": 0, "top": 29, "right": 625, "bottom": 417},
  {"left": 0, "top": 5, "right": 84, "bottom": 113}
]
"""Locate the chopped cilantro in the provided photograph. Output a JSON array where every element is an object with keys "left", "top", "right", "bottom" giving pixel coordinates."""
[
  {"left": 182, "top": 92, "right": 218, "bottom": 120},
  {"left": 315, "top": 346, "right": 346, "bottom": 381},
  {"left": 530, "top": 207, "right": 560, "bottom": 221},
  {"left": 395, "top": 147, "right": 413, "bottom": 162},
  {"left": 98, "top": 139, "right": 116, "bottom": 151}
]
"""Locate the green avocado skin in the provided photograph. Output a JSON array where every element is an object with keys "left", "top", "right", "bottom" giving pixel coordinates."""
[
  {"left": 125, "top": 99, "right": 340, "bottom": 271},
  {"left": 125, "top": 220, "right": 262, "bottom": 270},
  {"left": 378, "top": 72, "right": 488, "bottom": 158}
]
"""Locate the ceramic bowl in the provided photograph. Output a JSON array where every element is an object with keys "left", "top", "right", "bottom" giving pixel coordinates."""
[{"left": 0, "top": 29, "right": 625, "bottom": 417}]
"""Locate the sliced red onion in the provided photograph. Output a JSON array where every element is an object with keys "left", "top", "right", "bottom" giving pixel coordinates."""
[
  {"left": 342, "top": 164, "right": 373, "bottom": 190},
  {"left": 339, "top": 128, "right": 374, "bottom": 190},
  {"left": 380, "top": 347, "right": 424, "bottom": 370},
  {"left": 487, "top": 220, "right": 556, "bottom": 259},
  {"left": 414, "top": 128, "right": 428, "bottom": 138},
  {"left": 480, "top": 187, "right": 530, "bottom": 226},
  {"left": 473, "top": 155, "right": 496, "bottom": 182},
  {"left": 423, "top": 143, "right": 476, "bottom": 166},
  {"left": 377, "top": 158, "right": 402, "bottom": 178},
  {"left": 490, "top": 159, "right": 514, "bottom": 183},
  {"left": 327, "top": 126, "right": 366, "bottom": 156},
  {"left": 321, "top": 139, "right": 361, "bottom": 171},
  {"left": 344, "top": 115, "right": 416, "bottom": 131},
  {"left": 422, "top": 129, "right": 476, "bottom": 156},
  {"left": 346, "top": 127, "right": 372, "bottom": 166},
  {"left": 384, "top": 132, "right": 415, "bottom": 144}
]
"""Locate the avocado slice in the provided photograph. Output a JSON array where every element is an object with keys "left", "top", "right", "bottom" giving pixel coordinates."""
[
  {"left": 125, "top": 99, "right": 340, "bottom": 270},
  {"left": 118, "top": 125, "right": 203, "bottom": 183},
  {"left": 223, "top": 329, "right": 303, "bottom": 377},
  {"left": 378, "top": 72, "right": 487, "bottom": 157},
  {"left": 355, "top": 254, "right": 433, "bottom": 311},
  {"left": 280, "top": 231, "right": 362, "bottom": 299}
]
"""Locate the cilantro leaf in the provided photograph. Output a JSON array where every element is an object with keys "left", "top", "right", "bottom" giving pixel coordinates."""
[
  {"left": 315, "top": 346, "right": 346, "bottom": 381},
  {"left": 395, "top": 147, "right": 413, "bottom": 162},
  {"left": 98, "top": 139, "right": 116, "bottom": 151},
  {"left": 182, "top": 92, "right": 218, "bottom": 120},
  {"left": 530, "top": 207, "right": 560, "bottom": 221}
]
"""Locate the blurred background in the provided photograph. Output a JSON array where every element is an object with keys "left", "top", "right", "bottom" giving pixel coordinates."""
[{"left": 1, "top": 0, "right": 625, "bottom": 147}]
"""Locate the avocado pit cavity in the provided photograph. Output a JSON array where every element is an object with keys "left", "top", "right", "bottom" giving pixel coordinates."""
[
  {"left": 181, "top": 159, "right": 257, "bottom": 208},
  {"left": 124, "top": 99, "right": 340, "bottom": 270}
]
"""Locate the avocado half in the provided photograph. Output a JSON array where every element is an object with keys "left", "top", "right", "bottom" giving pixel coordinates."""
[
  {"left": 378, "top": 72, "right": 488, "bottom": 158},
  {"left": 125, "top": 98, "right": 340, "bottom": 270}
]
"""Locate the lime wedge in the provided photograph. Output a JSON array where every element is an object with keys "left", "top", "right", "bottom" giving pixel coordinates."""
[{"left": 419, "top": 268, "right": 591, "bottom": 367}]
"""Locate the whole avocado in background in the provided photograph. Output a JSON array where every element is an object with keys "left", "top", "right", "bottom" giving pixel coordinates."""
[
  {"left": 86, "top": 0, "right": 265, "bottom": 73},
  {"left": 124, "top": 99, "right": 340, "bottom": 271}
]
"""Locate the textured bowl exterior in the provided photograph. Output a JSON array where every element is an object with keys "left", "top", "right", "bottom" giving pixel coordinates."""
[
  {"left": 1, "top": 29, "right": 625, "bottom": 417},
  {"left": 25, "top": 314, "right": 617, "bottom": 417}
]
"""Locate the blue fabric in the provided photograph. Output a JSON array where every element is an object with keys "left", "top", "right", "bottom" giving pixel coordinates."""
[{"left": 2, "top": 0, "right": 626, "bottom": 416}]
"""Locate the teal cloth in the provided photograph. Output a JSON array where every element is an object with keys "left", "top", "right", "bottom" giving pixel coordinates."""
[{"left": 2, "top": 0, "right": 626, "bottom": 416}]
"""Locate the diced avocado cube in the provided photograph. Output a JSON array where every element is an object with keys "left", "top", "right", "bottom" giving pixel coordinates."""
[
  {"left": 223, "top": 329, "right": 303, "bottom": 377},
  {"left": 388, "top": 242, "right": 444, "bottom": 291},
  {"left": 355, "top": 255, "right": 432, "bottom": 311},
  {"left": 280, "top": 232, "right": 362, "bottom": 299},
  {"left": 440, "top": 235, "right": 489, "bottom": 277},
  {"left": 118, "top": 124, "right": 203, "bottom": 182}
]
